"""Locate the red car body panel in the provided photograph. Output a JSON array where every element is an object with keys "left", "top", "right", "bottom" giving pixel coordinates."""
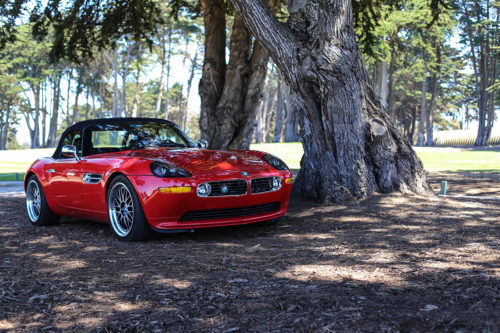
[{"left": 26, "top": 136, "right": 292, "bottom": 231}]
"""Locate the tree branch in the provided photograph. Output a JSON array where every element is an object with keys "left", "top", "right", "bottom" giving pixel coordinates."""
[{"left": 231, "top": 0, "right": 299, "bottom": 82}]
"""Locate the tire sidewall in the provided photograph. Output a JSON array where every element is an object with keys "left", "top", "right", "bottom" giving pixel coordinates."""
[
  {"left": 26, "top": 177, "right": 42, "bottom": 225},
  {"left": 26, "top": 175, "right": 59, "bottom": 226},
  {"left": 107, "top": 175, "right": 150, "bottom": 241}
]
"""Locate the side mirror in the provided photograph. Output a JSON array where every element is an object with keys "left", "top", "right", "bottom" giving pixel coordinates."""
[
  {"left": 62, "top": 145, "right": 80, "bottom": 160},
  {"left": 197, "top": 140, "right": 208, "bottom": 149}
]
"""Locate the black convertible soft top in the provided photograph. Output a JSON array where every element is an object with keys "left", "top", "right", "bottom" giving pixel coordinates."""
[
  {"left": 53, "top": 117, "right": 179, "bottom": 159},
  {"left": 63, "top": 117, "right": 176, "bottom": 132}
]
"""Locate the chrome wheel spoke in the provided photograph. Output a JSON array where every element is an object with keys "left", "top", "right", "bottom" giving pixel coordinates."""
[
  {"left": 108, "top": 182, "right": 135, "bottom": 237},
  {"left": 26, "top": 180, "right": 42, "bottom": 222}
]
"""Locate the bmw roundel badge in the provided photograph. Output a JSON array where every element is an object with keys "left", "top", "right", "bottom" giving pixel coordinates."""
[
  {"left": 241, "top": 171, "right": 249, "bottom": 177},
  {"left": 221, "top": 184, "right": 229, "bottom": 194}
]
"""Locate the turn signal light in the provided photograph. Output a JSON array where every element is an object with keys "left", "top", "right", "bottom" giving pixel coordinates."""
[
  {"left": 285, "top": 177, "right": 292, "bottom": 184},
  {"left": 158, "top": 186, "right": 192, "bottom": 194}
]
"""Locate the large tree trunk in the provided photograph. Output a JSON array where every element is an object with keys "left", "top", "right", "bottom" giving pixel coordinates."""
[
  {"left": 199, "top": 0, "right": 226, "bottom": 142},
  {"left": 229, "top": 40, "right": 271, "bottom": 149},
  {"left": 416, "top": 65, "right": 427, "bottom": 147},
  {"left": 200, "top": 13, "right": 252, "bottom": 148},
  {"left": 232, "top": 0, "right": 430, "bottom": 202},
  {"left": 199, "top": 0, "right": 277, "bottom": 150}
]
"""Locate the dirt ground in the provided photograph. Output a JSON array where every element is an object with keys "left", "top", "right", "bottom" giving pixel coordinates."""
[{"left": 0, "top": 172, "right": 499, "bottom": 332}]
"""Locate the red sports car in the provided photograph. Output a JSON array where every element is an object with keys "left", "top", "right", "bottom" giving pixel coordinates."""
[{"left": 25, "top": 118, "right": 292, "bottom": 241}]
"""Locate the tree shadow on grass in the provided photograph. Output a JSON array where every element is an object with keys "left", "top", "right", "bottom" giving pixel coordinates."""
[{"left": 0, "top": 193, "right": 498, "bottom": 332}]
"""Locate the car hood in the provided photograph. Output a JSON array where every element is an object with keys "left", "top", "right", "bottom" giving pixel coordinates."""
[{"left": 127, "top": 148, "right": 272, "bottom": 176}]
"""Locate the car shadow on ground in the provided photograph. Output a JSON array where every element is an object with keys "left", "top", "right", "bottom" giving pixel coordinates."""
[{"left": 0, "top": 173, "right": 499, "bottom": 331}]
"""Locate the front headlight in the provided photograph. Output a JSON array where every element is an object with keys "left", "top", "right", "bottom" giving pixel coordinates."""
[
  {"left": 150, "top": 161, "right": 191, "bottom": 178},
  {"left": 262, "top": 154, "right": 289, "bottom": 170}
]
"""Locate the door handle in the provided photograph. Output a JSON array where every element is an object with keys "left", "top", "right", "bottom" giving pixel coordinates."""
[{"left": 47, "top": 169, "right": 55, "bottom": 173}]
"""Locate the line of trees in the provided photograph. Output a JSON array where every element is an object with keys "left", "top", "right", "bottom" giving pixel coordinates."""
[
  {"left": 1, "top": 0, "right": 496, "bottom": 152},
  {"left": 0, "top": 8, "right": 203, "bottom": 149},
  {"left": 0, "top": 0, "right": 498, "bottom": 202}
]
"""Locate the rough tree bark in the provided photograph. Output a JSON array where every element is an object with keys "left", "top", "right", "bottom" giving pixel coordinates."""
[
  {"left": 232, "top": 0, "right": 429, "bottom": 202},
  {"left": 199, "top": 0, "right": 277, "bottom": 150},
  {"left": 199, "top": 0, "right": 226, "bottom": 141}
]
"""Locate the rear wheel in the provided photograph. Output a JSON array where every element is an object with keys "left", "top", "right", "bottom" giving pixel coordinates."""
[
  {"left": 107, "top": 175, "right": 152, "bottom": 241},
  {"left": 25, "top": 176, "right": 60, "bottom": 226}
]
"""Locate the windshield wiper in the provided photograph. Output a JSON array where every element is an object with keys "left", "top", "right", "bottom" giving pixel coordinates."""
[{"left": 157, "top": 142, "right": 187, "bottom": 148}]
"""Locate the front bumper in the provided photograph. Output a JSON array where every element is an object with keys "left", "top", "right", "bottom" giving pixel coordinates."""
[{"left": 128, "top": 170, "right": 292, "bottom": 230}]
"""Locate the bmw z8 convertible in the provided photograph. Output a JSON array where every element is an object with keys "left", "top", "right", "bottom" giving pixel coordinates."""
[{"left": 25, "top": 118, "right": 292, "bottom": 241}]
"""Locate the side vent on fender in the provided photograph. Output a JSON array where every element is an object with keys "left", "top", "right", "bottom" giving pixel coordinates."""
[{"left": 83, "top": 173, "right": 103, "bottom": 184}]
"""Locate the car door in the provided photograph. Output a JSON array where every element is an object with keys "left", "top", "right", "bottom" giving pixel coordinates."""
[{"left": 46, "top": 130, "right": 84, "bottom": 210}]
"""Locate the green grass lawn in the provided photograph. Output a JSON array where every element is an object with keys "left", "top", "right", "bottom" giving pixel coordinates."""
[
  {"left": 0, "top": 161, "right": 32, "bottom": 181},
  {"left": 415, "top": 150, "right": 500, "bottom": 172},
  {"left": 251, "top": 142, "right": 500, "bottom": 172},
  {"left": 0, "top": 144, "right": 498, "bottom": 180}
]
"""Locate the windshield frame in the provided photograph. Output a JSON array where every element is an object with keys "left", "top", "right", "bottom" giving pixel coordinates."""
[{"left": 81, "top": 121, "right": 196, "bottom": 156}]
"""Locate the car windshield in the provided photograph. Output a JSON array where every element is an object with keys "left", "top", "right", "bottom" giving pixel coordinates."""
[{"left": 87, "top": 121, "right": 194, "bottom": 155}]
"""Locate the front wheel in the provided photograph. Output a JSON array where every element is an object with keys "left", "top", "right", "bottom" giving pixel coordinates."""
[
  {"left": 25, "top": 176, "right": 60, "bottom": 226},
  {"left": 107, "top": 175, "right": 152, "bottom": 241}
]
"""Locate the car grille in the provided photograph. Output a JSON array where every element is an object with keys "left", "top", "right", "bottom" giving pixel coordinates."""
[
  {"left": 207, "top": 179, "right": 248, "bottom": 196},
  {"left": 179, "top": 202, "right": 281, "bottom": 222},
  {"left": 251, "top": 177, "right": 274, "bottom": 194}
]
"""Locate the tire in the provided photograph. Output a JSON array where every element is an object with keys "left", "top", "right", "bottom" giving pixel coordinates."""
[
  {"left": 25, "top": 175, "right": 60, "bottom": 226},
  {"left": 107, "top": 175, "right": 152, "bottom": 241}
]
